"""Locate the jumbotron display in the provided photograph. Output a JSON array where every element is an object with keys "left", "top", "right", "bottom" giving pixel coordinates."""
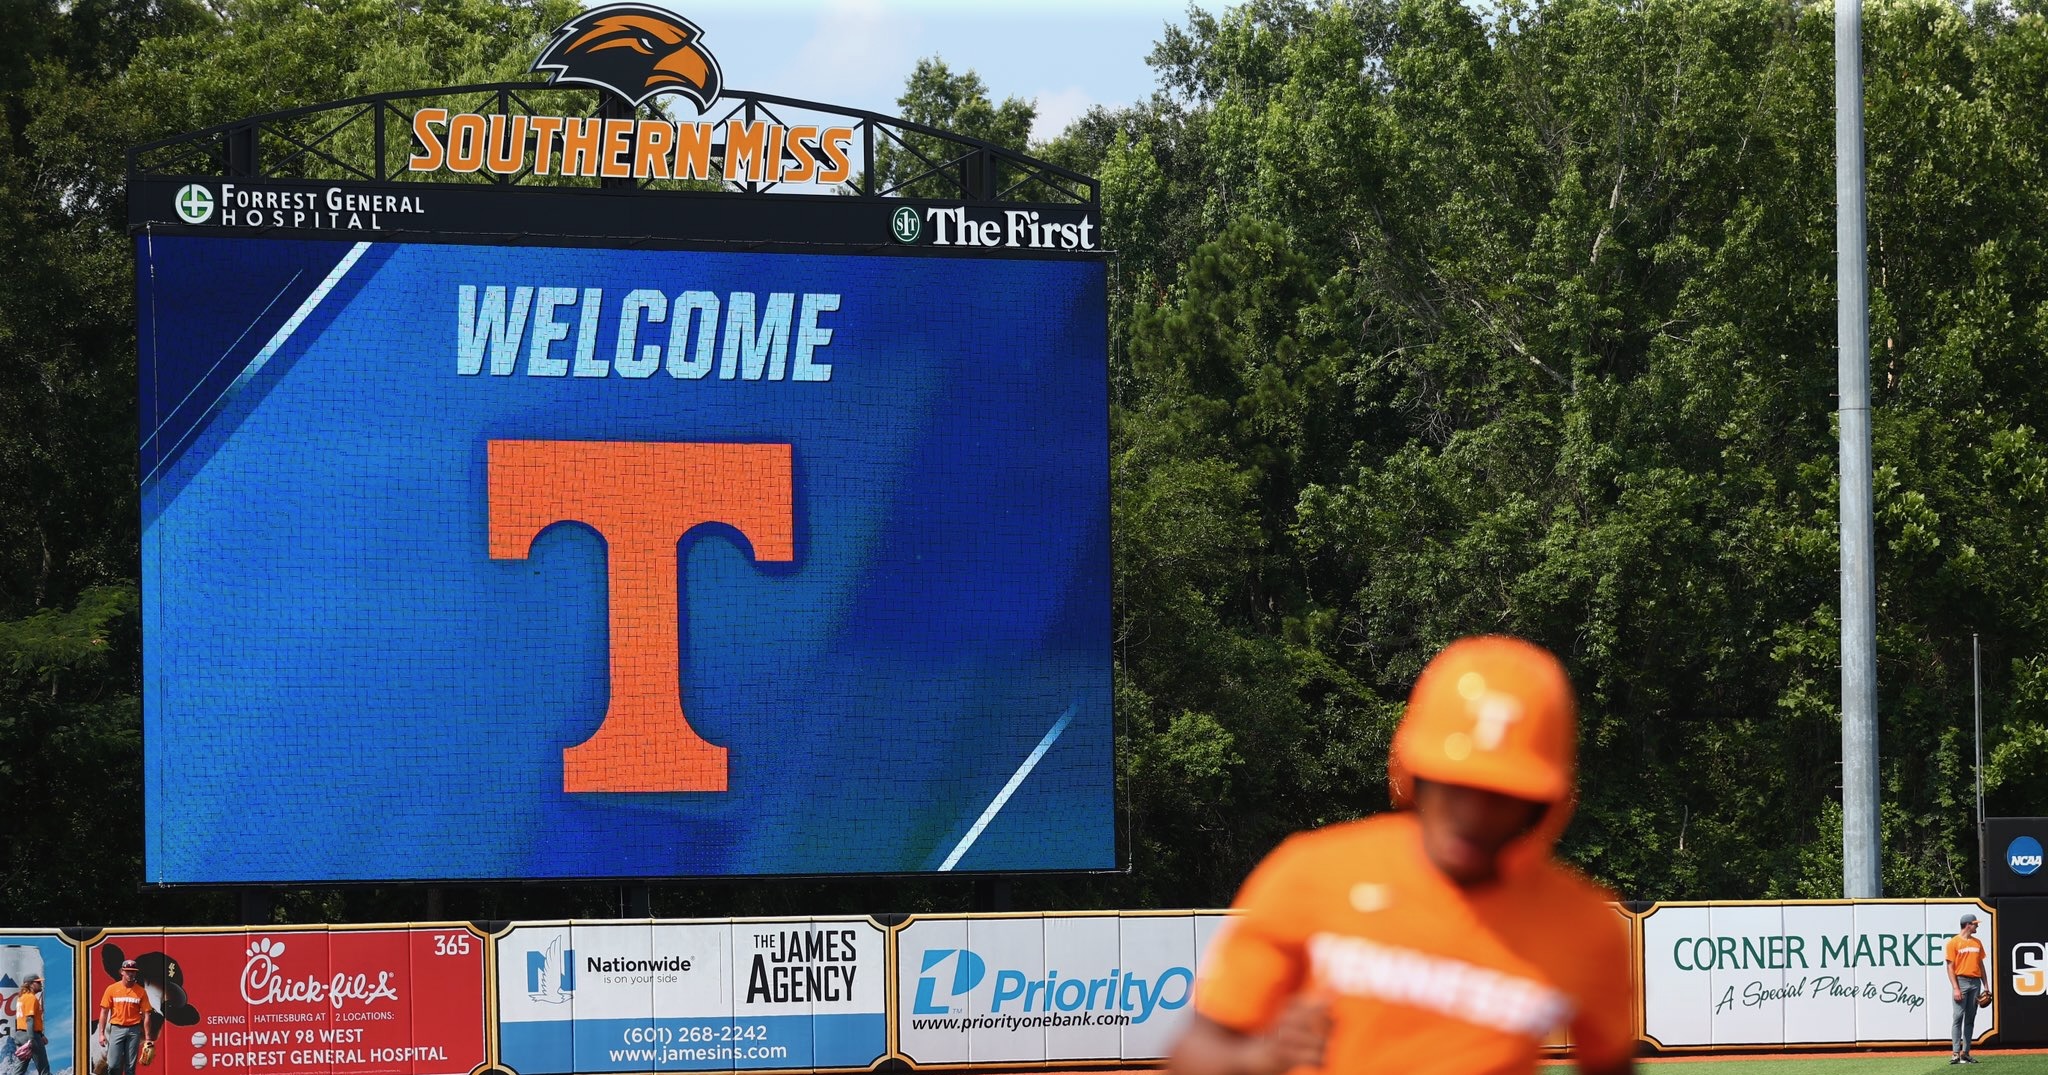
[{"left": 138, "top": 235, "right": 1111, "bottom": 882}]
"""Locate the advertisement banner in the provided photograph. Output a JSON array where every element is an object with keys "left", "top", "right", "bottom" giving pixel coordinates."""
[
  {"left": 1640, "top": 900, "right": 1991, "bottom": 1048},
  {"left": 138, "top": 235, "right": 1113, "bottom": 884},
  {"left": 0, "top": 931, "right": 76, "bottom": 1075},
  {"left": 83, "top": 926, "right": 487, "bottom": 1075},
  {"left": 493, "top": 918, "right": 887, "bottom": 1074},
  {"left": 1994, "top": 897, "right": 2048, "bottom": 1044},
  {"left": 893, "top": 913, "right": 1218, "bottom": 1067}
]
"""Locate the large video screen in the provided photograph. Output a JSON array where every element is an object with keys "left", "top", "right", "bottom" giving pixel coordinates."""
[{"left": 138, "top": 235, "right": 1111, "bottom": 882}]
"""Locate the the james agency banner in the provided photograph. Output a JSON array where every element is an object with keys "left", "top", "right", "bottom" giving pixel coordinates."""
[
  {"left": 83, "top": 926, "right": 487, "bottom": 1075},
  {"left": 1640, "top": 900, "right": 1992, "bottom": 1047},
  {"left": 493, "top": 918, "right": 886, "bottom": 1073}
]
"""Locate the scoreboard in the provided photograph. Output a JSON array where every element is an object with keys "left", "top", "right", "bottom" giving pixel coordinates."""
[{"left": 137, "top": 235, "right": 1111, "bottom": 882}]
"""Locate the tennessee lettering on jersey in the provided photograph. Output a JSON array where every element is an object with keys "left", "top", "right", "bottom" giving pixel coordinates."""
[
  {"left": 1307, "top": 932, "right": 1573, "bottom": 1039},
  {"left": 1193, "top": 814, "right": 1634, "bottom": 1074}
]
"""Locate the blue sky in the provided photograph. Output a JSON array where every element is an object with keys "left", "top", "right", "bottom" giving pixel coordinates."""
[{"left": 664, "top": 1, "right": 1230, "bottom": 141}]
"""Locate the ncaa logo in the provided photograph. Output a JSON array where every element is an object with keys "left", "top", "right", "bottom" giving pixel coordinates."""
[
  {"left": 2015, "top": 942, "right": 2048, "bottom": 997},
  {"left": 2010, "top": 835, "right": 2043, "bottom": 876},
  {"left": 912, "top": 948, "right": 985, "bottom": 1014},
  {"left": 174, "top": 184, "right": 214, "bottom": 224}
]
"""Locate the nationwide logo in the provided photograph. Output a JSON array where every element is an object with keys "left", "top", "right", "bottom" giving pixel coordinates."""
[
  {"left": 525, "top": 938, "right": 574, "bottom": 1004},
  {"left": 408, "top": 4, "right": 853, "bottom": 184},
  {"left": 532, "top": 4, "right": 724, "bottom": 111},
  {"left": 2015, "top": 942, "right": 2047, "bottom": 997},
  {"left": 2010, "top": 835, "right": 2042, "bottom": 876}
]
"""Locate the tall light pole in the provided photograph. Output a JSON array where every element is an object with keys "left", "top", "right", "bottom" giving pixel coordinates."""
[{"left": 1837, "top": 0, "right": 1882, "bottom": 899}]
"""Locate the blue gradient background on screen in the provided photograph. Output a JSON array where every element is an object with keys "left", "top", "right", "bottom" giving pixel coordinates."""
[{"left": 138, "top": 236, "right": 1111, "bottom": 882}]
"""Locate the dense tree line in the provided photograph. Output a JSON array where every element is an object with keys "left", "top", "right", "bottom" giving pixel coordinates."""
[{"left": 1, "top": 0, "right": 2044, "bottom": 923}]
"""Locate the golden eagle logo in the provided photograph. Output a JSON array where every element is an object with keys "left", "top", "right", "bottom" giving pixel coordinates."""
[{"left": 531, "top": 4, "right": 725, "bottom": 112}]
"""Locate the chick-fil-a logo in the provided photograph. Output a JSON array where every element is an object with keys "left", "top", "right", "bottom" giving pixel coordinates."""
[{"left": 240, "top": 938, "right": 400, "bottom": 1008}]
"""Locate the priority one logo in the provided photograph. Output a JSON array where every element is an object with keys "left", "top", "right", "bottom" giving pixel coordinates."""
[
  {"left": 912, "top": 949, "right": 986, "bottom": 1014},
  {"left": 2016, "top": 942, "right": 2048, "bottom": 997},
  {"left": 174, "top": 183, "right": 214, "bottom": 224},
  {"left": 409, "top": 4, "right": 855, "bottom": 184},
  {"left": 525, "top": 938, "right": 574, "bottom": 1004},
  {"left": 910, "top": 948, "right": 1193, "bottom": 1024},
  {"left": 2010, "top": 835, "right": 2043, "bottom": 876}
]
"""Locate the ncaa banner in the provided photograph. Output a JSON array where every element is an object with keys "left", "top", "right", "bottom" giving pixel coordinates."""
[
  {"left": 1986, "top": 818, "right": 2048, "bottom": 897},
  {"left": 892, "top": 912, "right": 1230, "bottom": 1067},
  {"left": 1639, "top": 900, "right": 1992, "bottom": 1048},
  {"left": 81, "top": 926, "right": 488, "bottom": 1075},
  {"left": 493, "top": 918, "right": 886, "bottom": 1073}
]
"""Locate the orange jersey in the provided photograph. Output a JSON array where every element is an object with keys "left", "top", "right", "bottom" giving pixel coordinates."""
[
  {"left": 14, "top": 990, "right": 40, "bottom": 1033},
  {"left": 100, "top": 981, "right": 152, "bottom": 1027},
  {"left": 1948, "top": 933, "right": 1987, "bottom": 979},
  {"left": 1194, "top": 814, "right": 1633, "bottom": 1075}
]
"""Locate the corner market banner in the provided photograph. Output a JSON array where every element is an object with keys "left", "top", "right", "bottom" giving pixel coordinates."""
[
  {"left": 1641, "top": 900, "right": 1993, "bottom": 1048},
  {"left": 493, "top": 917, "right": 887, "bottom": 1074},
  {"left": 82, "top": 925, "right": 488, "bottom": 1075}
]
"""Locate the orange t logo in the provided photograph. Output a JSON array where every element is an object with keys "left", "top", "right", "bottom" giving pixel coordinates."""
[{"left": 487, "top": 440, "right": 794, "bottom": 793}]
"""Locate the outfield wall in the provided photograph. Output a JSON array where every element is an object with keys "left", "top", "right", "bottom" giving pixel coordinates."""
[{"left": 0, "top": 901, "right": 2006, "bottom": 1074}]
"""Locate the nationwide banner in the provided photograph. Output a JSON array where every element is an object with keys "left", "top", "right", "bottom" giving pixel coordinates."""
[
  {"left": 892, "top": 912, "right": 1230, "bottom": 1067},
  {"left": 81, "top": 926, "right": 488, "bottom": 1075},
  {"left": 1639, "top": 900, "right": 1993, "bottom": 1048},
  {"left": 492, "top": 918, "right": 887, "bottom": 1073}
]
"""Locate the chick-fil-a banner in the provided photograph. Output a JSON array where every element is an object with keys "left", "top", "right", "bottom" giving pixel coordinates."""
[{"left": 82, "top": 926, "right": 488, "bottom": 1075}]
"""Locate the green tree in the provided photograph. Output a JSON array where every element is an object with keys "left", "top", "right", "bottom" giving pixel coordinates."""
[{"left": 872, "top": 57, "right": 1035, "bottom": 199}]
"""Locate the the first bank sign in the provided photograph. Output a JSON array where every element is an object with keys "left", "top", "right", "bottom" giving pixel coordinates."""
[{"left": 1641, "top": 901, "right": 1992, "bottom": 1048}]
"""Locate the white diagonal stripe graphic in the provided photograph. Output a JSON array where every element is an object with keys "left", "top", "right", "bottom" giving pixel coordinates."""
[
  {"left": 939, "top": 702, "right": 1078, "bottom": 872},
  {"left": 148, "top": 241, "right": 373, "bottom": 481}
]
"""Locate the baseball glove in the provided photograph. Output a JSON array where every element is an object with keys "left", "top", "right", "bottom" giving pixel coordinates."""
[{"left": 1978, "top": 990, "right": 1994, "bottom": 1008}]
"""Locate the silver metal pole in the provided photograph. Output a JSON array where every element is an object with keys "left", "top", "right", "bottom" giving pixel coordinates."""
[
  {"left": 1837, "top": 0, "right": 1882, "bottom": 899},
  {"left": 1975, "top": 633, "right": 1984, "bottom": 831}
]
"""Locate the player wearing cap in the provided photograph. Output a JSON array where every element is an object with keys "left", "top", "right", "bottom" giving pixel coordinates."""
[
  {"left": 1169, "top": 636, "right": 1634, "bottom": 1075},
  {"left": 98, "top": 960, "right": 154, "bottom": 1075},
  {"left": 10, "top": 974, "right": 49, "bottom": 1075},
  {"left": 1947, "top": 912, "right": 1989, "bottom": 1064}
]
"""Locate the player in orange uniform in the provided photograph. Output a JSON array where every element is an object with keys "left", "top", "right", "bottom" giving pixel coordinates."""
[
  {"left": 1946, "top": 913, "right": 1988, "bottom": 1063},
  {"left": 1170, "top": 636, "right": 1634, "bottom": 1075}
]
